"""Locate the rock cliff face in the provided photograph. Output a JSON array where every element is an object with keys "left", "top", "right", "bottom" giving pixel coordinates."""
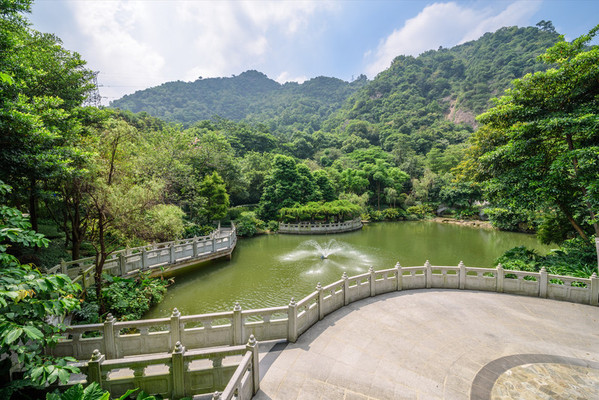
[{"left": 445, "top": 97, "right": 477, "bottom": 129}]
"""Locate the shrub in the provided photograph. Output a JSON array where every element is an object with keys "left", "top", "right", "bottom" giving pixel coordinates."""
[
  {"left": 76, "top": 274, "right": 170, "bottom": 322},
  {"left": 406, "top": 204, "right": 434, "bottom": 219},
  {"left": 368, "top": 210, "right": 384, "bottom": 222},
  {"left": 235, "top": 212, "right": 264, "bottom": 237},
  {"left": 485, "top": 207, "right": 537, "bottom": 232},
  {"left": 383, "top": 208, "right": 406, "bottom": 220},
  {"left": 266, "top": 220, "right": 279, "bottom": 232}
]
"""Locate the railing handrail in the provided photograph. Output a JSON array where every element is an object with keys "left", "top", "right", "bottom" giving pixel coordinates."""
[{"left": 47, "top": 225, "right": 237, "bottom": 287}]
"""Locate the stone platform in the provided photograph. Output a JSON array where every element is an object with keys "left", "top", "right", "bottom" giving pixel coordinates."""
[{"left": 253, "top": 290, "right": 599, "bottom": 399}]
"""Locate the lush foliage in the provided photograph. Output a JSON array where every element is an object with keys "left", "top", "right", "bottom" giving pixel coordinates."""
[
  {"left": 234, "top": 212, "right": 265, "bottom": 238},
  {"left": 75, "top": 274, "right": 169, "bottom": 322},
  {"left": 461, "top": 25, "right": 599, "bottom": 270},
  {"left": 496, "top": 238, "right": 597, "bottom": 278},
  {"left": 279, "top": 200, "right": 362, "bottom": 223},
  {"left": 47, "top": 382, "right": 163, "bottom": 400},
  {"left": 1, "top": 181, "right": 81, "bottom": 397}
]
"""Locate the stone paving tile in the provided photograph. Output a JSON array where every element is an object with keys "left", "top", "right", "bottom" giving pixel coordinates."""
[{"left": 256, "top": 290, "right": 599, "bottom": 400}]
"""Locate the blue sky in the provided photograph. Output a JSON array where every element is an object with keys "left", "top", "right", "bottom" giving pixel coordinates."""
[{"left": 28, "top": 0, "right": 599, "bottom": 104}]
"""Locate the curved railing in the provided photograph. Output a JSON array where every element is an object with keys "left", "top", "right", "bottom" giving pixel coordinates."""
[
  {"left": 46, "top": 225, "right": 237, "bottom": 288},
  {"left": 278, "top": 217, "right": 362, "bottom": 234},
  {"left": 49, "top": 261, "right": 598, "bottom": 399}
]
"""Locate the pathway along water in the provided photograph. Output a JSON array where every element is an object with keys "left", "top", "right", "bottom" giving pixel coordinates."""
[{"left": 144, "top": 221, "right": 551, "bottom": 318}]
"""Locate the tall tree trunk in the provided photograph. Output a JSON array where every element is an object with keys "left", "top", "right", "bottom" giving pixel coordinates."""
[
  {"left": 556, "top": 201, "right": 588, "bottom": 240},
  {"left": 29, "top": 178, "right": 38, "bottom": 233}
]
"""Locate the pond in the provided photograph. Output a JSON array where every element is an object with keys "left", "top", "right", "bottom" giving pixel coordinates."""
[{"left": 145, "top": 221, "right": 551, "bottom": 318}]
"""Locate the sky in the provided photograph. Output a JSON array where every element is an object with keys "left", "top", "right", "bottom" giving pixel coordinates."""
[{"left": 28, "top": 0, "right": 599, "bottom": 105}]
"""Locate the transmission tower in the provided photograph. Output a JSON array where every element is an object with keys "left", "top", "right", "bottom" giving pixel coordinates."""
[{"left": 83, "top": 71, "right": 102, "bottom": 107}]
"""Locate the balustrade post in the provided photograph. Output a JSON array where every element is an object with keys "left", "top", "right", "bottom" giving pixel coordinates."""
[
  {"left": 87, "top": 349, "right": 105, "bottom": 385},
  {"left": 211, "top": 392, "right": 221, "bottom": 400},
  {"left": 539, "top": 267, "right": 548, "bottom": 298},
  {"left": 316, "top": 283, "right": 324, "bottom": 320},
  {"left": 425, "top": 261, "right": 432, "bottom": 289},
  {"left": 369, "top": 266, "right": 376, "bottom": 296},
  {"left": 246, "top": 335, "right": 260, "bottom": 394},
  {"left": 496, "top": 264, "right": 504, "bottom": 293},
  {"left": 118, "top": 252, "right": 126, "bottom": 276},
  {"left": 212, "top": 237, "right": 216, "bottom": 253},
  {"left": 172, "top": 341, "right": 186, "bottom": 399},
  {"left": 396, "top": 262, "right": 403, "bottom": 291},
  {"left": 459, "top": 261, "right": 466, "bottom": 290},
  {"left": 233, "top": 302, "right": 243, "bottom": 345},
  {"left": 103, "top": 313, "right": 116, "bottom": 359},
  {"left": 60, "top": 259, "right": 67, "bottom": 275},
  {"left": 171, "top": 308, "right": 182, "bottom": 347},
  {"left": 287, "top": 298, "right": 298, "bottom": 343},
  {"left": 170, "top": 244, "right": 176, "bottom": 264},
  {"left": 192, "top": 237, "right": 198, "bottom": 257},
  {"left": 142, "top": 248, "right": 148, "bottom": 270},
  {"left": 342, "top": 272, "right": 349, "bottom": 305},
  {"left": 590, "top": 273, "right": 598, "bottom": 306}
]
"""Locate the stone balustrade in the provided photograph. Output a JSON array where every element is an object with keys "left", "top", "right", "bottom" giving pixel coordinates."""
[
  {"left": 67, "top": 336, "right": 259, "bottom": 400},
  {"left": 46, "top": 227, "right": 236, "bottom": 288},
  {"left": 51, "top": 262, "right": 599, "bottom": 364},
  {"left": 278, "top": 217, "right": 362, "bottom": 234}
]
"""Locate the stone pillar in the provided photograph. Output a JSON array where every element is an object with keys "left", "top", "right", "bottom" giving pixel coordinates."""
[
  {"left": 211, "top": 392, "right": 221, "bottom": 400},
  {"left": 172, "top": 341, "right": 186, "bottom": 399},
  {"left": 233, "top": 302, "right": 243, "bottom": 345},
  {"left": 103, "top": 313, "right": 116, "bottom": 359},
  {"left": 369, "top": 266, "right": 376, "bottom": 297},
  {"left": 212, "top": 238, "right": 216, "bottom": 253},
  {"left": 246, "top": 334, "right": 260, "bottom": 394},
  {"left": 192, "top": 237, "right": 198, "bottom": 257},
  {"left": 459, "top": 261, "right": 466, "bottom": 290},
  {"left": 425, "top": 260, "right": 432, "bottom": 289},
  {"left": 60, "top": 259, "right": 67, "bottom": 274},
  {"left": 287, "top": 298, "right": 298, "bottom": 343},
  {"left": 496, "top": 264, "right": 504, "bottom": 293},
  {"left": 590, "top": 273, "right": 598, "bottom": 306},
  {"left": 396, "top": 262, "right": 402, "bottom": 291},
  {"left": 170, "top": 244, "right": 176, "bottom": 264},
  {"left": 342, "top": 272, "right": 349, "bottom": 305},
  {"left": 87, "top": 349, "right": 104, "bottom": 385},
  {"left": 141, "top": 248, "right": 148, "bottom": 270},
  {"left": 171, "top": 308, "right": 182, "bottom": 347},
  {"left": 118, "top": 252, "right": 126, "bottom": 276},
  {"left": 316, "top": 282, "right": 324, "bottom": 320},
  {"left": 539, "top": 267, "right": 548, "bottom": 298}
]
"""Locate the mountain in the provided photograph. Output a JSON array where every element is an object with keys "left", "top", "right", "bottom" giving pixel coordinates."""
[
  {"left": 111, "top": 25, "right": 559, "bottom": 140},
  {"left": 110, "top": 70, "right": 367, "bottom": 130}
]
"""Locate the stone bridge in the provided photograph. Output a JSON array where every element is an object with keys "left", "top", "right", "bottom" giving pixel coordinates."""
[{"left": 47, "top": 225, "right": 237, "bottom": 289}]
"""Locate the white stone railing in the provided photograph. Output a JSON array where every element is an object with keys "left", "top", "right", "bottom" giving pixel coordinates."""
[
  {"left": 51, "top": 262, "right": 599, "bottom": 363},
  {"left": 278, "top": 217, "right": 362, "bottom": 234},
  {"left": 67, "top": 335, "right": 259, "bottom": 400},
  {"left": 46, "top": 226, "right": 237, "bottom": 288}
]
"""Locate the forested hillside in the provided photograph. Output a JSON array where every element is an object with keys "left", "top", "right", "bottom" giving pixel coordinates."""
[{"left": 111, "top": 70, "right": 368, "bottom": 132}]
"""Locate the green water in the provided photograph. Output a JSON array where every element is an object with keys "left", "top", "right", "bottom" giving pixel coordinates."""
[{"left": 145, "top": 221, "right": 551, "bottom": 318}]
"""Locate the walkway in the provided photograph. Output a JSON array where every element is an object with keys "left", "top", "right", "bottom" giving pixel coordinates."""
[{"left": 254, "top": 290, "right": 599, "bottom": 399}]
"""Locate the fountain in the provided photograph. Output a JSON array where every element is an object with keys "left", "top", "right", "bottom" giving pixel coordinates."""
[
  {"left": 277, "top": 239, "right": 372, "bottom": 277},
  {"left": 305, "top": 239, "right": 343, "bottom": 259}
]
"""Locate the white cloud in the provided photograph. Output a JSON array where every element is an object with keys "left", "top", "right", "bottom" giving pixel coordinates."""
[
  {"left": 364, "top": 1, "right": 541, "bottom": 77},
  {"left": 275, "top": 72, "right": 308, "bottom": 84},
  {"left": 65, "top": 0, "right": 334, "bottom": 103}
]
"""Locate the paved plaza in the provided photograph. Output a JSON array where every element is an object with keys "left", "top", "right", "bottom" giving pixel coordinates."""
[{"left": 253, "top": 290, "right": 599, "bottom": 399}]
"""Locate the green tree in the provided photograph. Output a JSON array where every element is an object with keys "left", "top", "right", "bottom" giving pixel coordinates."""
[
  {"left": 470, "top": 26, "right": 599, "bottom": 271},
  {"left": 199, "top": 171, "right": 230, "bottom": 221},
  {"left": 0, "top": 181, "right": 80, "bottom": 398},
  {"left": 0, "top": 2, "right": 95, "bottom": 233}
]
